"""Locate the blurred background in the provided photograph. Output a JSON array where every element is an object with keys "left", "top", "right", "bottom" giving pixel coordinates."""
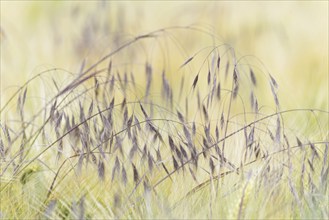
[{"left": 1, "top": 1, "right": 328, "bottom": 111}]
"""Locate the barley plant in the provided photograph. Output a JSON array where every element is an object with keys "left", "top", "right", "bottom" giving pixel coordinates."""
[{"left": 0, "top": 2, "right": 328, "bottom": 219}]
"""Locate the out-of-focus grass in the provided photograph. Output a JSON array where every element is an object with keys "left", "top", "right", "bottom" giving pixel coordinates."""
[
  {"left": 1, "top": 1, "right": 327, "bottom": 109},
  {"left": 1, "top": 1, "right": 328, "bottom": 219}
]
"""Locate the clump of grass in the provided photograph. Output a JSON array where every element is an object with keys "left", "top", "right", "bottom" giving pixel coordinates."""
[{"left": 0, "top": 26, "right": 328, "bottom": 219}]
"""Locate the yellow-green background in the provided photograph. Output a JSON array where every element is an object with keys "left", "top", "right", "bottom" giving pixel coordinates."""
[{"left": 1, "top": 1, "right": 328, "bottom": 111}]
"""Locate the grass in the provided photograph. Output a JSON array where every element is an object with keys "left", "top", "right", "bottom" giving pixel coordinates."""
[{"left": 0, "top": 3, "right": 328, "bottom": 219}]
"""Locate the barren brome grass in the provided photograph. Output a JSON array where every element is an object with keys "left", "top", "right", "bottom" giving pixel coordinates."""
[{"left": 0, "top": 24, "right": 328, "bottom": 219}]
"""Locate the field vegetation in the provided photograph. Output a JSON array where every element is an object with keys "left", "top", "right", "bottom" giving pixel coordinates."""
[{"left": 0, "top": 1, "right": 328, "bottom": 219}]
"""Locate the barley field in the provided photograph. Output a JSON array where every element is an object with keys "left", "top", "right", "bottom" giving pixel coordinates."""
[{"left": 0, "top": 1, "right": 328, "bottom": 219}]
